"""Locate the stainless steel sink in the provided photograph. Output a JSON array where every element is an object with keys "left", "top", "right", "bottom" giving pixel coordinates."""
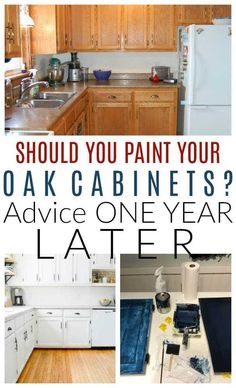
[
  {"left": 38, "top": 91, "right": 76, "bottom": 102},
  {"left": 28, "top": 99, "right": 65, "bottom": 108}
]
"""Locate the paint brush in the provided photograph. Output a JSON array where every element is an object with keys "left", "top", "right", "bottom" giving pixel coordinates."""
[{"left": 166, "top": 343, "right": 180, "bottom": 372}]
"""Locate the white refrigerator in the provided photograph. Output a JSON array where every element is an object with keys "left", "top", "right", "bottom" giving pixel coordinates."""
[{"left": 178, "top": 24, "right": 231, "bottom": 135}]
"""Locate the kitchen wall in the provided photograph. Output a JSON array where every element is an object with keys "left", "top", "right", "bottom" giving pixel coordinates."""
[
  {"left": 19, "top": 286, "right": 115, "bottom": 307},
  {"left": 33, "top": 51, "right": 179, "bottom": 78}
]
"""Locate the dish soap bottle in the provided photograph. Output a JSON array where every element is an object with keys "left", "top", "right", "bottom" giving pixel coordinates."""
[{"left": 154, "top": 266, "right": 167, "bottom": 293}]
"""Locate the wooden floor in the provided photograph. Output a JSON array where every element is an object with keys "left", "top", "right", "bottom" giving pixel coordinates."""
[{"left": 17, "top": 348, "right": 115, "bottom": 383}]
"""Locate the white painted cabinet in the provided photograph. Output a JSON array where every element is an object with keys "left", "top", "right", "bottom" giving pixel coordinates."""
[
  {"left": 91, "top": 254, "right": 116, "bottom": 269},
  {"left": 64, "top": 318, "right": 91, "bottom": 347},
  {"left": 16, "top": 326, "right": 26, "bottom": 377},
  {"left": 92, "top": 309, "right": 115, "bottom": 347},
  {"left": 57, "top": 254, "right": 74, "bottom": 283},
  {"left": 5, "top": 334, "right": 18, "bottom": 383},
  {"left": 37, "top": 317, "right": 63, "bottom": 347},
  {"left": 38, "top": 257, "right": 57, "bottom": 284},
  {"left": 24, "top": 320, "right": 35, "bottom": 360},
  {"left": 74, "top": 254, "right": 91, "bottom": 285},
  {"left": 9, "top": 254, "right": 38, "bottom": 285}
]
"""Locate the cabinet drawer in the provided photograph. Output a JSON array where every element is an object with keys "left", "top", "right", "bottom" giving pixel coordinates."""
[
  {"left": 64, "top": 309, "right": 91, "bottom": 318},
  {"left": 36, "top": 309, "right": 63, "bottom": 317},
  {"left": 134, "top": 89, "right": 176, "bottom": 102},
  {"left": 5, "top": 319, "right": 15, "bottom": 338},
  {"left": 93, "top": 91, "right": 132, "bottom": 102}
]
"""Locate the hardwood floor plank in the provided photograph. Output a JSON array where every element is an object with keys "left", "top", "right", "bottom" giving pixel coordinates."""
[{"left": 17, "top": 349, "right": 115, "bottom": 383}]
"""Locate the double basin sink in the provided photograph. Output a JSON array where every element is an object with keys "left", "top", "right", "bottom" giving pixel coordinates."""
[{"left": 19, "top": 91, "right": 76, "bottom": 109}]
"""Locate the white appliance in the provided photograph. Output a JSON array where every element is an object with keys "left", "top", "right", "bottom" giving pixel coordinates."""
[
  {"left": 92, "top": 309, "right": 115, "bottom": 347},
  {"left": 178, "top": 24, "right": 231, "bottom": 135}
]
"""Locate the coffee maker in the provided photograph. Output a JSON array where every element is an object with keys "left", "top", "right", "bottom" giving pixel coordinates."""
[
  {"left": 12, "top": 288, "right": 24, "bottom": 306},
  {"left": 68, "top": 52, "right": 83, "bottom": 82}
]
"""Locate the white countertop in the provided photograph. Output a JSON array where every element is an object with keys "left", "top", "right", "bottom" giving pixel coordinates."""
[
  {"left": 5, "top": 305, "right": 115, "bottom": 321},
  {"left": 5, "top": 306, "right": 34, "bottom": 321},
  {"left": 119, "top": 292, "right": 231, "bottom": 384}
]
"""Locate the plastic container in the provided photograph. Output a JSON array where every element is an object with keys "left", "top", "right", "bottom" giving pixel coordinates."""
[
  {"left": 93, "top": 69, "right": 111, "bottom": 81},
  {"left": 81, "top": 67, "right": 89, "bottom": 81}
]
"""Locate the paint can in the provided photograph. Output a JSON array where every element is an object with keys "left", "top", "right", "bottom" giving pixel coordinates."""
[{"left": 155, "top": 292, "right": 171, "bottom": 314}]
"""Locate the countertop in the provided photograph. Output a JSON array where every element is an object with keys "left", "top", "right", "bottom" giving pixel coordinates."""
[
  {"left": 119, "top": 292, "right": 231, "bottom": 384},
  {"left": 5, "top": 304, "right": 116, "bottom": 321},
  {"left": 5, "top": 79, "right": 179, "bottom": 132}
]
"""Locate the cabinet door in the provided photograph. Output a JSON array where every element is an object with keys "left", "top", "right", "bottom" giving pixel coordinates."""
[
  {"left": 93, "top": 103, "right": 133, "bottom": 135},
  {"left": 64, "top": 318, "right": 91, "bottom": 347},
  {"left": 74, "top": 254, "right": 91, "bottom": 285},
  {"left": 38, "top": 257, "right": 57, "bottom": 284},
  {"left": 210, "top": 5, "right": 231, "bottom": 19},
  {"left": 92, "top": 254, "right": 115, "bottom": 269},
  {"left": 56, "top": 5, "right": 69, "bottom": 52},
  {"left": 71, "top": 5, "right": 95, "bottom": 50},
  {"left": 9, "top": 254, "right": 38, "bottom": 286},
  {"left": 24, "top": 321, "right": 34, "bottom": 360},
  {"left": 5, "top": 5, "right": 21, "bottom": 58},
  {"left": 149, "top": 6, "right": 176, "bottom": 50},
  {"left": 135, "top": 103, "right": 177, "bottom": 135},
  {"left": 96, "top": 5, "right": 121, "bottom": 50},
  {"left": 176, "top": 5, "right": 210, "bottom": 25},
  {"left": 5, "top": 335, "right": 18, "bottom": 383},
  {"left": 16, "top": 326, "right": 26, "bottom": 376},
  {"left": 74, "top": 111, "right": 85, "bottom": 135},
  {"left": 123, "top": 5, "right": 148, "bottom": 49},
  {"left": 37, "top": 318, "right": 63, "bottom": 347},
  {"left": 57, "top": 254, "right": 74, "bottom": 284}
]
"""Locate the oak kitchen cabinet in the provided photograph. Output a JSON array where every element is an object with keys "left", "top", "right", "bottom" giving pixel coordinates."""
[
  {"left": 149, "top": 6, "right": 176, "bottom": 51},
  {"left": 5, "top": 5, "right": 21, "bottom": 58},
  {"left": 30, "top": 5, "right": 71, "bottom": 54},
  {"left": 210, "top": 5, "right": 231, "bottom": 19},
  {"left": 123, "top": 5, "right": 148, "bottom": 50},
  {"left": 134, "top": 89, "right": 178, "bottom": 135},
  {"left": 97, "top": 5, "right": 121, "bottom": 50},
  {"left": 176, "top": 5, "right": 210, "bottom": 25},
  {"left": 70, "top": 5, "right": 96, "bottom": 50},
  {"left": 91, "top": 90, "right": 133, "bottom": 135}
]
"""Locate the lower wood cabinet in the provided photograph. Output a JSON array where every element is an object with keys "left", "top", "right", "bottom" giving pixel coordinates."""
[
  {"left": 135, "top": 102, "right": 176, "bottom": 135},
  {"left": 93, "top": 103, "right": 133, "bottom": 135}
]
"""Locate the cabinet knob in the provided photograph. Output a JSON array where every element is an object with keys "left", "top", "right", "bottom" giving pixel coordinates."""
[
  {"left": 75, "top": 312, "right": 80, "bottom": 315},
  {"left": 150, "top": 95, "right": 159, "bottom": 99},
  {"left": 7, "top": 327, "right": 12, "bottom": 331},
  {"left": 108, "top": 95, "right": 117, "bottom": 100},
  {"left": 47, "top": 312, "right": 53, "bottom": 315}
]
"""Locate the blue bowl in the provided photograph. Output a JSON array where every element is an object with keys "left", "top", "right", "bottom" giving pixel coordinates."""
[{"left": 93, "top": 70, "right": 111, "bottom": 81}]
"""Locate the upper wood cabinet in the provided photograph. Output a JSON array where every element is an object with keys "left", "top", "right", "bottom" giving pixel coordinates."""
[
  {"left": 96, "top": 5, "right": 121, "bottom": 50},
  {"left": 149, "top": 5, "right": 176, "bottom": 51},
  {"left": 30, "top": 5, "right": 71, "bottom": 54},
  {"left": 176, "top": 5, "right": 210, "bottom": 25},
  {"left": 5, "top": 5, "right": 21, "bottom": 58},
  {"left": 123, "top": 5, "right": 148, "bottom": 50},
  {"left": 210, "top": 5, "right": 231, "bottom": 19},
  {"left": 70, "top": 5, "right": 95, "bottom": 51}
]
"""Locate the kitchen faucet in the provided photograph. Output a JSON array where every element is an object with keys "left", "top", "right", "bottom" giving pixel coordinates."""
[{"left": 20, "top": 78, "right": 49, "bottom": 100}]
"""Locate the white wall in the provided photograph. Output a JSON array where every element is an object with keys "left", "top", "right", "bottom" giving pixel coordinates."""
[
  {"left": 21, "top": 286, "right": 115, "bottom": 307},
  {"left": 34, "top": 51, "right": 179, "bottom": 77}
]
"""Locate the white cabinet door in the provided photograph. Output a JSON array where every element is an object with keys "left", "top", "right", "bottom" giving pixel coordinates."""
[
  {"left": 38, "top": 257, "right": 57, "bottom": 284},
  {"left": 16, "top": 326, "right": 26, "bottom": 377},
  {"left": 37, "top": 318, "right": 63, "bottom": 347},
  {"left": 25, "top": 320, "right": 35, "bottom": 360},
  {"left": 92, "top": 254, "right": 115, "bottom": 269},
  {"left": 5, "top": 334, "right": 18, "bottom": 383},
  {"left": 57, "top": 254, "right": 74, "bottom": 284},
  {"left": 74, "top": 254, "right": 91, "bottom": 285},
  {"left": 92, "top": 309, "right": 115, "bottom": 347},
  {"left": 64, "top": 318, "right": 91, "bottom": 347},
  {"left": 9, "top": 254, "right": 38, "bottom": 286}
]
